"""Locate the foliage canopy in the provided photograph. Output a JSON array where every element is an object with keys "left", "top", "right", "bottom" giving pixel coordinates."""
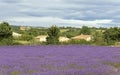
[
  {"left": 46, "top": 25, "right": 60, "bottom": 44},
  {"left": 0, "top": 22, "right": 12, "bottom": 38},
  {"left": 0, "top": 22, "right": 13, "bottom": 45},
  {"left": 80, "top": 26, "right": 91, "bottom": 35}
]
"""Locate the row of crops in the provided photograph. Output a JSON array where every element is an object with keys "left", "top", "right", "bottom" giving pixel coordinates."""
[{"left": 0, "top": 45, "right": 120, "bottom": 75}]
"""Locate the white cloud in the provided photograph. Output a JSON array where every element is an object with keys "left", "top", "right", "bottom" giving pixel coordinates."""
[{"left": 3, "top": 16, "right": 112, "bottom": 27}]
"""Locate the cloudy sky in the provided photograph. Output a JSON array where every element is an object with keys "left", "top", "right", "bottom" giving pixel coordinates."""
[{"left": 0, "top": 0, "right": 120, "bottom": 27}]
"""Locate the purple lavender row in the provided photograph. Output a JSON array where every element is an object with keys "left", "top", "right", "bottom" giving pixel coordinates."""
[{"left": 0, "top": 45, "right": 120, "bottom": 75}]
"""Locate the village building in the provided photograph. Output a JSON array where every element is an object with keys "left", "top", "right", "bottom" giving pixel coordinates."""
[
  {"left": 35, "top": 35, "right": 47, "bottom": 42},
  {"left": 12, "top": 32, "right": 22, "bottom": 38},
  {"left": 20, "top": 26, "right": 31, "bottom": 31},
  {"left": 71, "top": 34, "right": 92, "bottom": 41},
  {"left": 59, "top": 36, "right": 70, "bottom": 42},
  {"left": 35, "top": 35, "right": 70, "bottom": 42}
]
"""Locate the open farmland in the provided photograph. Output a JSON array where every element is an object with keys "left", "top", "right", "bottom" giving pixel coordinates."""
[{"left": 0, "top": 45, "right": 120, "bottom": 75}]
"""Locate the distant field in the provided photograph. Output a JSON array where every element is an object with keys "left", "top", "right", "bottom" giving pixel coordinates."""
[
  {"left": 60, "top": 29, "right": 69, "bottom": 33},
  {"left": 0, "top": 45, "right": 120, "bottom": 75}
]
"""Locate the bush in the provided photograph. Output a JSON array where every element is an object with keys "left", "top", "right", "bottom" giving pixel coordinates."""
[
  {"left": 12, "top": 41, "right": 24, "bottom": 45},
  {"left": 61, "top": 39, "right": 91, "bottom": 45},
  {"left": 19, "top": 34, "right": 34, "bottom": 41},
  {"left": 0, "top": 37, "right": 13, "bottom": 46}
]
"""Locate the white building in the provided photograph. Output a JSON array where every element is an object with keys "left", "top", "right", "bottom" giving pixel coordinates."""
[
  {"left": 35, "top": 35, "right": 47, "bottom": 42},
  {"left": 35, "top": 35, "right": 70, "bottom": 42},
  {"left": 59, "top": 36, "right": 70, "bottom": 42},
  {"left": 71, "top": 34, "right": 92, "bottom": 41},
  {"left": 12, "top": 32, "right": 22, "bottom": 38}
]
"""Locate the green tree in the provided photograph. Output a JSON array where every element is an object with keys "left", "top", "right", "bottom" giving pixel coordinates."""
[
  {"left": 0, "top": 22, "right": 13, "bottom": 45},
  {"left": 46, "top": 25, "right": 60, "bottom": 44},
  {"left": 103, "top": 27, "right": 120, "bottom": 45},
  {"left": 92, "top": 31, "right": 106, "bottom": 45},
  {"left": 80, "top": 26, "right": 91, "bottom": 35}
]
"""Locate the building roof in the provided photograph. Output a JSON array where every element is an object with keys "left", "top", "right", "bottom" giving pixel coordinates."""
[{"left": 71, "top": 34, "right": 92, "bottom": 40}]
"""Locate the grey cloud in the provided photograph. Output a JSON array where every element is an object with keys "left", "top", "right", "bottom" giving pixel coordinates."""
[
  {"left": 0, "top": 0, "right": 21, "bottom": 4},
  {"left": 64, "top": 0, "right": 120, "bottom": 6},
  {"left": 0, "top": 0, "right": 120, "bottom": 27}
]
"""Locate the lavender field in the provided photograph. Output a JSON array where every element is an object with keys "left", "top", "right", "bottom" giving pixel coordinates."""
[{"left": 0, "top": 45, "right": 120, "bottom": 75}]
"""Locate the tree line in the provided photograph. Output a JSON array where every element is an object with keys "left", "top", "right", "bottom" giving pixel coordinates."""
[{"left": 0, "top": 22, "right": 120, "bottom": 46}]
